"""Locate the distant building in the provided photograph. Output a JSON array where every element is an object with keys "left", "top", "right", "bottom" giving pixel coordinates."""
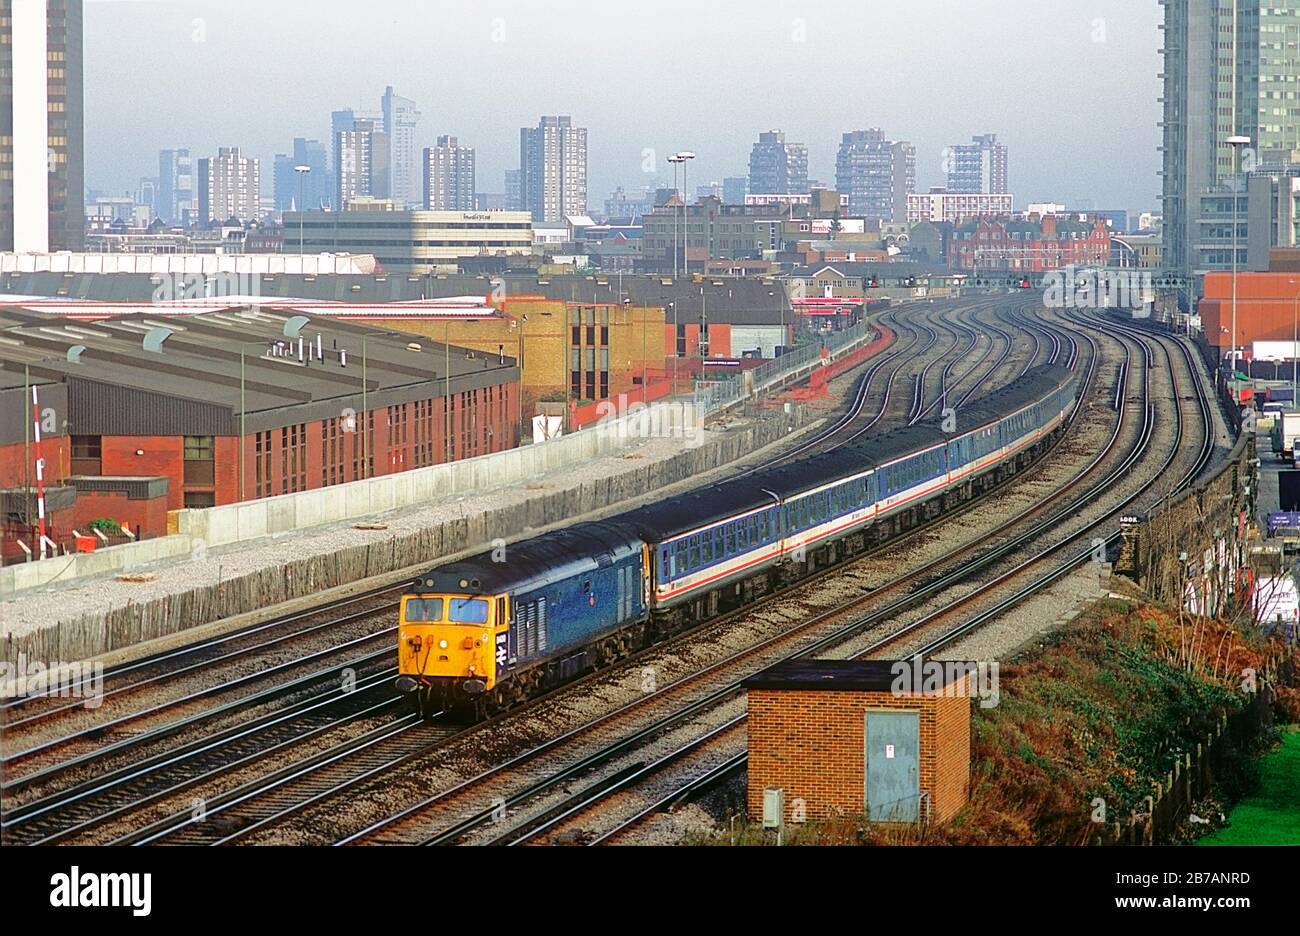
[
  {"left": 945, "top": 133, "right": 1008, "bottom": 195},
  {"left": 158, "top": 149, "right": 195, "bottom": 226},
  {"left": 475, "top": 192, "right": 506, "bottom": 211},
  {"left": 744, "top": 192, "right": 848, "bottom": 212},
  {"left": 1162, "top": 0, "right": 1300, "bottom": 275},
  {"left": 197, "top": 147, "right": 261, "bottom": 223},
  {"left": 696, "top": 181, "right": 723, "bottom": 201},
  {"left": 382, "top": 86, "right": 421, "bottom": 208},
  {"left": 907, "top": 188, "right": 1013, "bottom": 225},
  {"left": 906, "top": 220, "right": 952, "bottom": 264},
  {"left": 335, "top": 117, "right": 389, "bottom": 207},
  {"left": 642, "top": 197, "right": 791, "bottom": 268},
  {"left": 835, "top": 129, "right": 915, "bottom": 225},
  {"left": 424, "top": 136, "right": 476, "bottom": 211},
  {"left": 136, "top": 177, "right": 160, "bottom": 221},
  {"left": 271, "top": 138, "right": 330, "bottom": 213},
  {"left": 1088, "top": 209, "right": 1131, "bottom": 234},
  {"left": 603, "top": 185, "right": 656, "bottom": 221},
  {"left": 948, "top": 215, "right": 1112, "bottom": 272},
  {"left": 723, "top": 176, "right": 749, "bottom": 205},
  {"left": 749, "top": 130, "right": 808, "bottom": 195},
  {"left": 284, "top": 208, "right": 533, "bottom": 272},
  {"left": 1, "top": 0, "right": 84, "bottom": 251},
  {"left": 1112, "top": 232, "right": 1162, "bottom": 268},
  {"left": 504, "top": 169, "right": 523, "bottom": 211},
  {"left": 519, "top": 116, "right": 587, "bottom": 222}
]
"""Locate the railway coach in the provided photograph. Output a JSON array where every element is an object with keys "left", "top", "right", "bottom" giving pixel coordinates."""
[
  {"left": 396, "top": 365, "right": 1077, "bottom": 717},
  {"left": 628, "top": 365, "right": 1075, "bottom": 627}
]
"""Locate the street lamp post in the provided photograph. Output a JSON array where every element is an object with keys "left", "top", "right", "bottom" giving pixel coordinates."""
[
  {"left": 294, "top": 165, "right": 311, "bottom": 253},
  {"left": 515, "top": 314, "right": 528, "bottom": 446},
  {"left": 358, "top": 329, "right": 397, "bottom": 480},
  {"left": 668, "top": 154, "right": 684, "bottom": 277},
  {"left": 1227, "top": 135, "right": 1251, "bottom": 395},
  {"left": 667, "top": 300, "right": 677, "bottom": 392},
  {"left": 445, "top": 321, "right": 453, "bottom": 464},
  {"left": 676, "top": 152, "right": 695, "bottom": 276},
  {"left": 631, "top": 299, "right": 645, "bottom": 393},
  {"left": 361, "top": 335, "right": 370, "bottom": 479},
  {"left": 770, "top": 289, "right": 786, "bottom": 357},
  {"left": 237, "top": 339, "right": 270, "bottom": 502},
  {"left": 1292, "top": 289, "right": 1299, "bottom": 404}
]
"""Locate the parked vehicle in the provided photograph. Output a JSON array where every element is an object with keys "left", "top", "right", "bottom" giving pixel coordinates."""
[{"left": 1271, "top": 411, "right": 1300, "bottom": 459}]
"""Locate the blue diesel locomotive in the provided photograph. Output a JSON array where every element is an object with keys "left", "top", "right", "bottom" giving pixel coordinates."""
[{"left": 396, "top": 364, "right": 1077, "bottom": 716}]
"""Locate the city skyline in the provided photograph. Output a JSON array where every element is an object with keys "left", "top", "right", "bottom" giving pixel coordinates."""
[{"left": 82, "top": 0, "right": 1162, "bottom": 211}]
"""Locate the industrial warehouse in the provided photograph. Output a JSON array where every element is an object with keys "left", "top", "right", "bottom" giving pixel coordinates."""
[{"left": 0, "top": 307, "right": 517, "bottom": 556}]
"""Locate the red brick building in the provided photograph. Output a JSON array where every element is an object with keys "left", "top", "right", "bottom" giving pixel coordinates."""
[
  {"left": 0, "top": 307, "right": 518, "bottom": 558},
  {"left": 948, "top": 215, "right": 1112, "bottom": 272},
  {"left": 1199, "top": 267, "right": 1300, "bottom": 359},
  {"left": 744, "top": 660, "right": 972, "bottom": 825}
]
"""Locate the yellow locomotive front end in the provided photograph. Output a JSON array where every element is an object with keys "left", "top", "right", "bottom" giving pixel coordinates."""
[{"left": 394, "top": 591, "right": 507, "bottom": 717}]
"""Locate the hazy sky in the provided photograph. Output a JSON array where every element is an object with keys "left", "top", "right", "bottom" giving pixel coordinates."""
[{"left": 86, "top": 0, "right": 1163, "bottom": 210}]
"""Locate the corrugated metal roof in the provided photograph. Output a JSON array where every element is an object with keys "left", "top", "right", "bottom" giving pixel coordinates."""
[
  {"left": 0, "top": 307, "right": 518, "bottom": 436},
  {"left": 1, "top": 272, "right": 863, "bottom": 325}
]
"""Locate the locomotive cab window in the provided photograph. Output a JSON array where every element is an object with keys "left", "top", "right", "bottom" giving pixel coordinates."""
[
  {"left": 448, "top": 598, "right": 488, "bottom": 623},
  {"left": 404, "top": 597, "right": 444, "bottom": 622}
]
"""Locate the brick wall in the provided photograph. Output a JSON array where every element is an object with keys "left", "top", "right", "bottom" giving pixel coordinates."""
[
  {"left": 65, "top": 488, "right": 169, "bottom": 541},
  {"left": 747, "top": 683, "right": 971, "bottom": 825},
  {"left": 101, "top": 436, "right": 185, "bottom": 510}
]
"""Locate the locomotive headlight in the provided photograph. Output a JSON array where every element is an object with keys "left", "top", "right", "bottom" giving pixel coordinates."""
[{"left": 439, "top": 639, "right": 449, "bottom": 650}]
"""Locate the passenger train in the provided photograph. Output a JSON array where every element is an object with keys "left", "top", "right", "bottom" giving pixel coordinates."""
[{"left": 395, "top": 364, "right": 1079, "bottom": 717}]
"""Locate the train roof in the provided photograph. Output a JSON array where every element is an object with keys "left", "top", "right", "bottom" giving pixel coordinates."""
[
  {"left": 625, "top": 363, "right": 1073, "bottom": 541},
  {"left": 955, "top": 364, "right": 1072, "bottom": 431},
  {"left": 621, "top": 476, "right": 778, "bottom": 540},
  {"left": 414, "top": 519, "right": 643, "bottom": 595}
]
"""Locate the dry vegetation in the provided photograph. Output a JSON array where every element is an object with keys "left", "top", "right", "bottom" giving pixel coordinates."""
[{"left": 699, "top": 599, "right": 1298, "bottom": 846}]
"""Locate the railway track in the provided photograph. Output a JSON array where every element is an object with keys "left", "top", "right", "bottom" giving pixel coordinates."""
[
  {"left": 567, "top": 313, "right": 1218, "bottom": 846},
  {"left": 380, "top": 311, "right": 1213, "bottom": 848},
  {"left": 195, "top": 315, "right": 1097, "bottom": 847},
  {"left": 777, "top": 297, "right": 1025, "bottom": 464},
  {"left": 0, "top": 296, "right": 1069, "bottom": 846}
]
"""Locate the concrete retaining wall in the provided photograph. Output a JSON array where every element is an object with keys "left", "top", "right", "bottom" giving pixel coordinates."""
[
  {"left": 0, "top": 401, "right": 704, "bottom": 600},
  {"left": 2, "top": 405, "right": 807, "bottom": 666},
  {"left": 1, "top": 536, "right": 195, "bottom": 595}
]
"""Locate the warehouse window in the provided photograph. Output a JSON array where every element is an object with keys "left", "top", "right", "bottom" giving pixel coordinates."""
[
  {"left": 70, "top": 435, "right": 102, "bottom": 476},
  {"left": 183, "top": 491, "right": 216, "bottom": 509},
  {"left": 255, "top": 430, "right": 274, "bottom": 498},
  {"left": 184, "top": 436, "right": 214, "bottom": 486},
  {"left": 184, "top": 436, "right": 213, "bottom": 460}
]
